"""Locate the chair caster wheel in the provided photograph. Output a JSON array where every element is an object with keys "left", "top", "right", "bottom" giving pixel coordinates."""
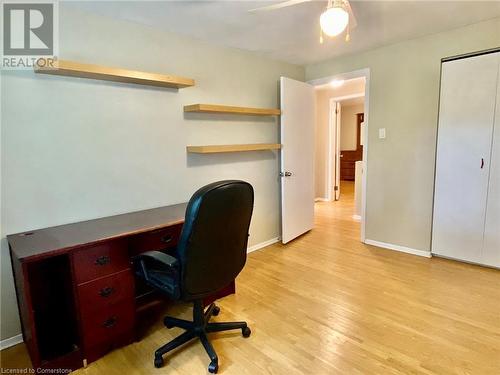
[
  {"left": 208, "top": 361, "right": 218, "bottom": 373},
  {"left": 154, "top": 356, "right": 164, "bottom": 368},
  {"left": 163, "top": 317, "right": 173, "bottom": 329},
  {"left": 212, "top": 305, "right": 220, "bottom": 316},
  {"left": 242, "top": 326, "right": 251, "bottom": 338}
]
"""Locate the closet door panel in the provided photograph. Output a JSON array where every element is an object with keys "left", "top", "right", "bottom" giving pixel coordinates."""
[
  {"left": 432, "top": 53, "right": 499, "bottom": 262},
  {"left": 483, "top": 56, "right": 500, "bottom": 268}
]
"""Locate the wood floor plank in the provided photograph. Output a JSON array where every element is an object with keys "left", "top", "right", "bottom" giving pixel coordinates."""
[{"left": 1, "top": 182, "right": 499, "bottom": 374}]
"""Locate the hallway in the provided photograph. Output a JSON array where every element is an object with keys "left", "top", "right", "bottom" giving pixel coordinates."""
[{"left": 315, "top": 180, "right": 359, "bottom": 235}]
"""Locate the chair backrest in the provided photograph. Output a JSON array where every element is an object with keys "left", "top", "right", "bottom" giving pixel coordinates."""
[{"left": 177, "top": 180, "right": 254, "bottom": 300}]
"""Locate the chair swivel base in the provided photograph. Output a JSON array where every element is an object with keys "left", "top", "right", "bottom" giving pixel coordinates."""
[{"left": 154, "top": 300, "right": 251, "bottom": 373}]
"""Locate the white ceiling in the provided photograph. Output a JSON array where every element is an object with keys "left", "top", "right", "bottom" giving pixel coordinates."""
[
  {"left": 315, "top": 77, "right": 365, "bottom": 104},
  {"left": 340, "top": 95, "right": 364, "bottom": 106},
  {"left": 68, "top": 1, "right": 500, "bottom": 65},
  {"left": 315, "top": 76, "right": 365, "bottom": 92}
]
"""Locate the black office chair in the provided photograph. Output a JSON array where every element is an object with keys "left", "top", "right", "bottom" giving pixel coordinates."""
[{"left": 134, "top": 180, "right": 254, "bottom": 374}]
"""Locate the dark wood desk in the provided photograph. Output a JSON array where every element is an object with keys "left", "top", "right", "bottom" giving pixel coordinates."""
[{"left": 7, "top": 203, "right": 235, "bottom": 371}]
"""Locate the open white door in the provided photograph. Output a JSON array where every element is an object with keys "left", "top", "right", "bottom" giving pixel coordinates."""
[{"left": 280, "top": 77, "right": 315, "bottom": 244}]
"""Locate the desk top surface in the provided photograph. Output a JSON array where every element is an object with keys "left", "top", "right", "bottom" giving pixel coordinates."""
[{"left": 7, "top": 203, "right": 188, "bottom": 262}]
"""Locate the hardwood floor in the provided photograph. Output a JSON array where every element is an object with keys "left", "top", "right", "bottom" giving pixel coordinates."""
[{"left": 2, "top": 182, "right": 499, "bottom": 374}]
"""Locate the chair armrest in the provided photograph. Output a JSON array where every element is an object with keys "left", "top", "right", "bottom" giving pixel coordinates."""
[
  {"left": 137, "top": 250, "right": 179, "bottom": 268},
  {"left": 133, "top": 251, "right": 179, "bottom": 284}
]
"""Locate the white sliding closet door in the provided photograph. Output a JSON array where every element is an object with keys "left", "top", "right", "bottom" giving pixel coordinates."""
[
  {"left": 432, "top": 52, "right": 499, "bottom": 263},
  {"left": 483, "top": 60, "right": 500, "bottom": 268}
]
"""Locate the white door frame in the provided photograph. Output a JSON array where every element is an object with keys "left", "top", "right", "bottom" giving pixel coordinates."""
[
  {"left": 327, "top": 100, "right": 340, "bottom": 202},
  {"left": 308, "top": 68, "right": 370, "bottom": 242},
  {"left": 327, "top": 93, "right": 365, "bottom": 202}
]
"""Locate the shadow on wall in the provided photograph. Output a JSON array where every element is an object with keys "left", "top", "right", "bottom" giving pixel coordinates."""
[
  {"left": 3, "top": 69, "right": 181, "bottom": 94},
  {"left": 183, "top": 112, "right": 276, "bottom": 124},
  {"left": 186, "top": 150, "right": 278, "bottom": 167}
]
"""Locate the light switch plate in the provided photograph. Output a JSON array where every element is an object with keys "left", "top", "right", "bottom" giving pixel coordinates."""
[{"left": 379, "top": 128, "right": 386, "bottom": 139}]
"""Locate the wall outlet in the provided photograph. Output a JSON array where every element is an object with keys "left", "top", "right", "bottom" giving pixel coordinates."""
[{"left": 378, "top": 128, "right": 386, "bottom": 139}]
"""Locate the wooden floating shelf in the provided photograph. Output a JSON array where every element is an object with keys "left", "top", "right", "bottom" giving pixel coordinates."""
[
  {"left": 35, "top": 59, "right": 195, "bottom": 89},
  {"left": 184, "top": 104, "right": 281, "bottom": 116},
  {"left": 187, "top": 143, "right": 281, "bottom": 154}
]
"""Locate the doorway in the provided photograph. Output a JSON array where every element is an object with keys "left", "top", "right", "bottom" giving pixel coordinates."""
[
  {"left": 308, "top": 70, "right": 370, "bottom": 241},
  {"left": 328, "top": 93, "right": 365, "bottom": 202}
]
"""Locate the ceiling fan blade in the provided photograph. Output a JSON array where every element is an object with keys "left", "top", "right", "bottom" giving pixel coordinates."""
[
  {"left": 248, "top": 0, "right": 312, "bottom": 13},
  {"left": 344, "top": 0, "right": 357, "bottom": 29}
]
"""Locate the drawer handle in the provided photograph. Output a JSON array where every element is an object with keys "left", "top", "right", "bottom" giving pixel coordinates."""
[
  {"left": 103, "top": 316, "right": 117, "bottom": 328},
  {"left": 161, "top": 235, "right": 173, "bottom": 244},
  {"left": 99, "top": 287, "right": 115, "bottom": 298},
  {"left": 94, "top": 256, "right": 110, "bottom": 266}
]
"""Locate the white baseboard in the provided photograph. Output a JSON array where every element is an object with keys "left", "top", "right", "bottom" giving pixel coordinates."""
[
  {"left": 247, "top": 237, "right": 280, "bottom": 253},
  {"left": 365, "top": 239, "right": 431, "bottom": 258},
  {"left": 0, "top": 334, "right": 23, "bottom": 350},
  {"left": 315, "top": 197, "right": 329, "bottom": 202}
]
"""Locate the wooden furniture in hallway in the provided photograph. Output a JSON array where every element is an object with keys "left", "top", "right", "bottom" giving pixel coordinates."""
[
  {"left": 340, "top": 112, "right": 364, "bottom": 181},
  {"left": 7, "top": 204, "right": 234, "bottom": 371}
]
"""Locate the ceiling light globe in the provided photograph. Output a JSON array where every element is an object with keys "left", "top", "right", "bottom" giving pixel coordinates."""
[{"left": 320, "top": 7, "right": 349, "bottom": 37}]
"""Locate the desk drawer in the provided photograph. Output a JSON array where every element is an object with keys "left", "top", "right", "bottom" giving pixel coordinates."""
[
  {"left": 77, "top": 269, "right": 134, "bottom": 316},
  {"left": 72, "top": 240, "right": 130, "bottom": 284},
  {"left": 81, "top": 301, "right": 135, "bottom": 349},
  {"left": 129, "top": 224, "right": 183, "bottom": 256}
]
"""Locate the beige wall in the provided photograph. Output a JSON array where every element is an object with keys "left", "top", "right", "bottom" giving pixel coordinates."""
[
  {"left": 314, "top": 89, "right": 330, "bottom": 199},
  {"left": 0, "top": 6, "right": 304, "bottom": 341},
  {"left": 341, "top": 103, "right": 364, "bottom": 151},
  {"left": 307, "top": 17, "right": 500, "bottom": 250}
]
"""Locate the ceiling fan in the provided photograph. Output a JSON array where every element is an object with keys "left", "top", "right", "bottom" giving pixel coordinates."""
[{"left": 249, "top": 0, "right": 357, "bottom": 43}]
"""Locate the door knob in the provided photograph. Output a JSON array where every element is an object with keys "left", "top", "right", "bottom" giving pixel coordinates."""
[{"left": 280, "top": 171, "right": 292, "bottom": 177}]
